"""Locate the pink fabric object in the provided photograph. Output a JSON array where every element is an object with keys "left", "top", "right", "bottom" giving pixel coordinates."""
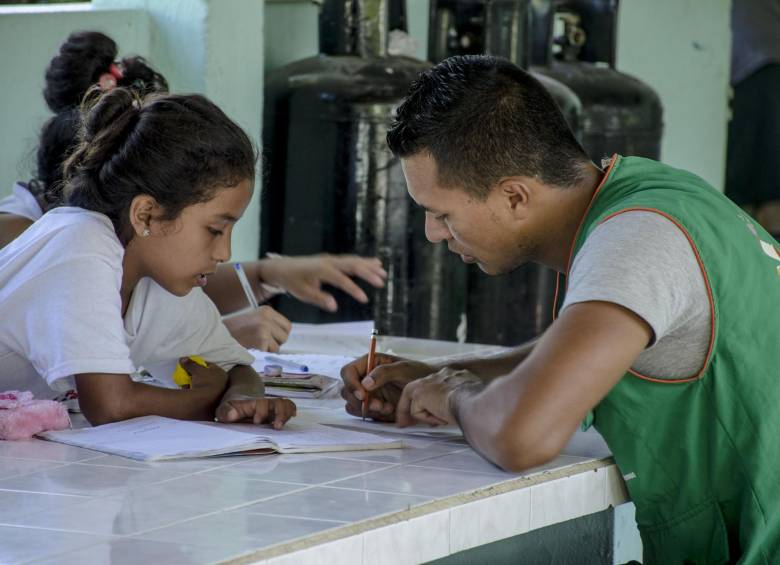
[{"left": 0, "top": 391, "right": 71, "bottom": 440}]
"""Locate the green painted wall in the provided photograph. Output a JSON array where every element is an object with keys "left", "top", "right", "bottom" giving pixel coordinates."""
[
  {"left": 0, "top": 4, "right": 151, "bottom": 207},
  {"left": 0, "top": 0, "right": 264, "bottom": 262},
  {"left": 617, "top": 0, "right": 731, "bottom": 190},
  {"left": 265, "top": 0, "right": 319, "bottom": 71},
  {"left": 93, "top": 0, "right": 265, "bottom": 262}
]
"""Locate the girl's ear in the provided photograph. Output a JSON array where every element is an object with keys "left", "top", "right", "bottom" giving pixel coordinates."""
[{"left": 128, "top": 194, "right": 160, "bottom": 238}]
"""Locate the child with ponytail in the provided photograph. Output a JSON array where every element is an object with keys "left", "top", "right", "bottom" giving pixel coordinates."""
[
  {"left": 0, "top": 30, "right": 387, "bottom": 352},
  {"left": 0, "top": 87, "right": 295, "bottom": 428}
]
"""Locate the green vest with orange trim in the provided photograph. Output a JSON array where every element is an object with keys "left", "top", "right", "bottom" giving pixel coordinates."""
[{"left": 557, "top": 156, "right": 780, "bottom": 564}]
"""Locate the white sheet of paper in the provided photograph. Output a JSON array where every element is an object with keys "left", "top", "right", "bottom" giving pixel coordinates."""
[{"left": 250, "top": 351, "right": 355, "bottom": 379}]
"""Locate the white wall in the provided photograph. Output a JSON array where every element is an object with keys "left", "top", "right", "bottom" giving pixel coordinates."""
[
  {"left": 93, "top": 0, "right": 265, "bottom": 262},
  {"left": 617, "top": 0, "right": 732, "bottom": 190},
  {"left": 0, "top": 4, "right": 151, "bottom": 201}
]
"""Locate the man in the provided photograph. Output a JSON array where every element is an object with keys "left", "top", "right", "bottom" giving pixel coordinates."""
[{"left": 341, "top": 55, "right": 780, "bottom": 564}]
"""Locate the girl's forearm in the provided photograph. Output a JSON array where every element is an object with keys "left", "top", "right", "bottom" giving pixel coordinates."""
[{"left": 76, "top": 374, "right": 225, "bottom": 425}]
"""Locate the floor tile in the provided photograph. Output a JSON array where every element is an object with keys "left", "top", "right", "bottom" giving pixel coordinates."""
[
  {"left": 264, "top": 534, "right": 363, "bottom": 565},
  {"left": 206, "top": 455, "right": 391, "bottom": 485},
  {"left": 137, "top": 510, "right": 343, "bottom": 551},
  {"left": 412, "top": 450, "right": 516, "bottom": 476},
  {"left": 0, "top": 463, "right": 186, "bottom": 496},
  {"left": 30, "top": 538, "right": 246, "bottom": 565},
  {"left": 2, "top": 493, "right": 215, "bottom": 536},
  {"left": 363, "top": 509, "right": 450, "bottom": 565},
  {"left": 0, "top": 439, "right": 101, "bottom": 463},
  {"left": 241, "top": 486, "right": 431, "bottom": 523},
  {"left": 0, "top": 457, "right": 65, "bottom": 480},
  {"left": 0, "top": 489, "right": 87, "bottom": 521},
  {"left": 449, "top": 487, "right": 531, "bottom": 553},
  {"left": 325, "top": 442, "right": 465, "bottom": 465},
  {"left": 126, "top": 474, "right": 304, "bottom": 513},
  {"left": 329, "top": 465, "right": 508, "bottom": 498},
  {"left": 0, "top": 524, "right": 109, "bottom": 563}
]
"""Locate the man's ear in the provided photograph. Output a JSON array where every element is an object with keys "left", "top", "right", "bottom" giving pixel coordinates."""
[
  {"left": 128, "top": 194, "right": 160, "bottom": 238},
  {"left": 498, "top": 177, "right": 533, "bottom": 220}
]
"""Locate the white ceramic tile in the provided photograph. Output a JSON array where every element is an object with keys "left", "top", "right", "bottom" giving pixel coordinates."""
[
  {"left": 264, "top": 533, "right": 364, "bottom": 565},
  {"left": 0, "top": 462, "right": 187, "bottom": 496},
  {"left": 0, "top": 524, "right": 109, "bottom": 563},
  {"left": 0, "top": 439, "right": 100, "bottom": 462},
  {"left": 0, "top": 457, "right": 65, "bottom": 480},
  {"left": 29, "top": 538, "right": 241, "bottom": 565},
  {"left": 78, "top": 453, "right": 248, "bottom": 472},
  {"left": 529, "top": 467, "right": 606, "bottom": 531},
  {"left": 207, "top": 455, "right": 392, "bottom": 485},
  {"left": 363, "top": 509, "right": 450, "bottom": 565},
  {"left": 3, "top": 493, "right": 215, "bottom": 536},
  {"left": 449, "top": 487, "right": 531, "bottom": 553},
  {"left": 325, "top": 442, "right": 465, "bottom": 465},
  {"left": 137, "top": 509, "right": 343, "bottom": 551},
  {"left": 413, "top": 450, "right": 517, "bottom": 477},
  {"left": 128, "top": 474, "right": 304, "bottom": 513},
  {"left": 522, "top": 454, "right": 592, "bottom": 476},
  {"left": 562, "top": 428, "right": 612, "bottom": 459},
  {"left": 0, "top": 489, "right": 87, "bottom": 521},
  {"left": 241, "top": 486, "right": 431, "bottom": 523},
  {"left": 605, "top": 463, "right": 629, "bottom": 507},
  {"left": 329, "top": 464, "right": 506, "bottom": 498}
]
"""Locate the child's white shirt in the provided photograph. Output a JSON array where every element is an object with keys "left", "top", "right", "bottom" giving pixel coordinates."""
[
  {"left": 0, "top": 182, "right": 44, "bottom": 221},
  {"left": 0, "top": 206, "right": 253, "bottom": 399}
]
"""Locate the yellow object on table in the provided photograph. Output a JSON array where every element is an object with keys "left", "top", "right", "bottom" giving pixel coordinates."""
[{"left": 172, "top": 355, "right": 208, "bottom": 388}]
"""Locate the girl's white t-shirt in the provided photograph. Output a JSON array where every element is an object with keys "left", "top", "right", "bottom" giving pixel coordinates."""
[
  {"left": 0, "top": 206, "right": 253, "bottom": 399},
  {"left": 0, "top": 182, "right": 44, "bottom": 221}
]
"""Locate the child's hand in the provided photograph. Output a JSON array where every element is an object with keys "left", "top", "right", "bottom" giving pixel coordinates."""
[
  {"left": 261, "top": 254, "right": 387, "bottom": 312},
  {"left": 179, "top": 357, "right": 229, "bottom": 393},
  {"left": 215, "top": 397, "right": 297, "bottom": 429},
  {"left": 222, "top": 305, "right": 291, "bottom": 351}
]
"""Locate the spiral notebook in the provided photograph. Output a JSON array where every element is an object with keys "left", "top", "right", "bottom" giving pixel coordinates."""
[{"left": 38, "top": 414, "right": 402, "bottom": 461}]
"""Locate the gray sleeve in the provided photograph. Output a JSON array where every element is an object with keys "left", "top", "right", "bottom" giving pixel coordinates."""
[{"left": 561, "top": 211, "right": 706, "bottom": 347}]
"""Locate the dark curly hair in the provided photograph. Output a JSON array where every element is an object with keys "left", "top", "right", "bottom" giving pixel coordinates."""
[{"left": 30, "top": 31, "right": 169, "bottom": 210}]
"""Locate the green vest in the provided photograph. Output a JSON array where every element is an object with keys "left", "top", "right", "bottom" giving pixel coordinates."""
[{"left": 556, "top": 156, "right": 780, "bottom": 564}]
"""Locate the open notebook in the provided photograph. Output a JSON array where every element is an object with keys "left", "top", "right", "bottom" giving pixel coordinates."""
[{"left": 38, "top": 415, "right": 402, "bottom": 461}]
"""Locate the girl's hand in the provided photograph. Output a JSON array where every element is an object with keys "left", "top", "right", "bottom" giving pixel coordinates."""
[
  {"left": 261, "top": 254, "right": 387, "bottom": 312},
  {"left": 215, "top": 397, "right": 297, "bottom": 429},
  {"left": 179, "top": 357, "right": 229, "bottom": 394},
  {"left": 222, "top": 305, "right": 292, "bottom": 351}
]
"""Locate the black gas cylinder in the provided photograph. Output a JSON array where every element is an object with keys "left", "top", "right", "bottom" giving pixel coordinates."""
[
  {"left": 531, "top": 0, "right": 663, "bottom": 161},
  {"left": 262, "top": 0, "right": 467, "bottom": 339}
]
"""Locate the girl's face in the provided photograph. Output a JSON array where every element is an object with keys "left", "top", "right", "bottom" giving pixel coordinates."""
[{"left": 130, "top": 179, "right": 253, "bottom": 297}]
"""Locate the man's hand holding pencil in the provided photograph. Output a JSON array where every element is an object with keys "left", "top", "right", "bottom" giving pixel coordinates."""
[{"left": 340, "top": 353, "right": 436, "bottom": 422}]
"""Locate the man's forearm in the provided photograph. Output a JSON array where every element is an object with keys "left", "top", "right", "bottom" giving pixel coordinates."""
[{"left": 441, "top": 339, "right": 537, "bottom": 381}]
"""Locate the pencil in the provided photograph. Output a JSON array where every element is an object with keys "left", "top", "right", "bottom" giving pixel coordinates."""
[
  {"left": 265, "top": 354, "right": 308, "bottom": 373},
  {"left": 233, "top": 263, "right": 259, "bottom": 310},
  {"left": 363, "top": 329, "right": 378, "bottom": 421}
]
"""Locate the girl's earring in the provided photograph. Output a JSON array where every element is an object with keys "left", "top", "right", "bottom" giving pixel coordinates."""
[{"left": 142, "top": 228, "right": 151, "bottom": 237}]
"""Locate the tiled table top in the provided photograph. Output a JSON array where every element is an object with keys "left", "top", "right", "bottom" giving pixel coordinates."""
[{"left": 0, "top": 329, "right": 627, "bottom": 564}]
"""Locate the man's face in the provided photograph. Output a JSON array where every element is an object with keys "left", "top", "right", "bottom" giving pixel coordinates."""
[{"left": 402, "top": 153, "right": 538, "bottom": 275}]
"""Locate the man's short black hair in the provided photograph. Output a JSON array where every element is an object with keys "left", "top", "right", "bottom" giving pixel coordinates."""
[{"left": 387, "top": 55, "right": 590, "bottom": 198}]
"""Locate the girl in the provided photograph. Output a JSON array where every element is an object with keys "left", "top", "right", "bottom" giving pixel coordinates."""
[
  {"left": 0, "top": 30, "right": 387, "bottom": 351},
  {"left": 0, "top": 87, "right": 295, "bottom": 428}
]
